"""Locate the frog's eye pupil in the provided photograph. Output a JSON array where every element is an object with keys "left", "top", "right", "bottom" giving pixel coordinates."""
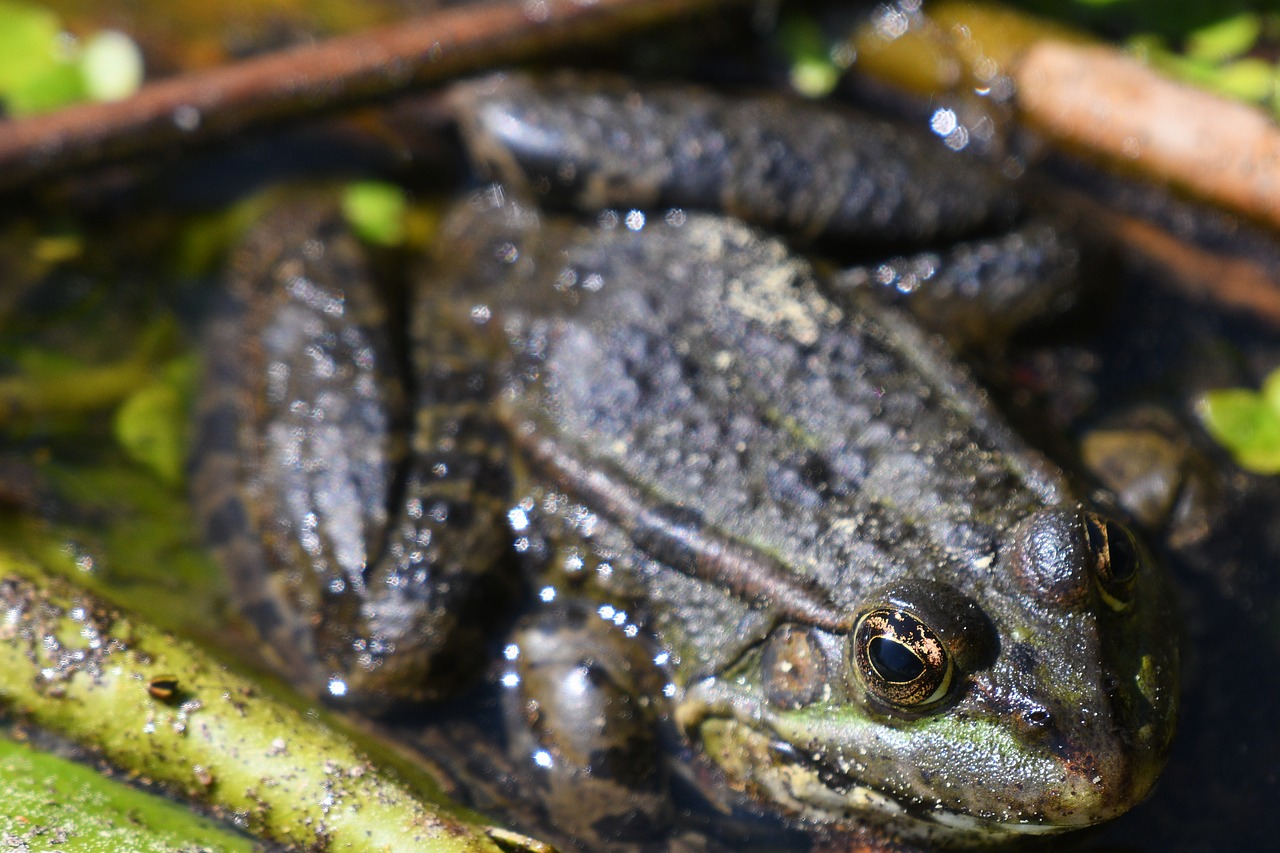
[
  {"left": 851, "top": 607, "right": 954, "bottom": 712},
  {"left": 1105, "top": 520, "right": 1139, "bottom": 582},
  {"left": 1085, "top": 514, "right": 1107, "bottom": 556},
  {"left": 1083, "top": 512, "right": 1141, "bottom": 611},
  {"left": 868, "top": 636, "right": 924, "bottom": 683}
]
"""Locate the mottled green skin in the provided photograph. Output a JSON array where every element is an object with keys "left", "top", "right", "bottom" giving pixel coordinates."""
[{"left": 193, "top": 76, "right": 1179, "bottom": 847}]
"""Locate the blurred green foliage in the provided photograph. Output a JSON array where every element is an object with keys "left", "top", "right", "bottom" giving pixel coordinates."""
[
  {"left": 780, "top": 12, "right": 841, "bottom": 98},
  {"left": 0, "top": 0, "right": 141, "bottom": 116},
  {"left": 1011, "top": 1, "right": 1280, "bottom": 116},
  {"left": 342, "top": 180, "right": 409, "bottom": 246},
  {"left": 0, "top": 735, "right": 256, "bottom": 851},
  {"left": 1198, "top": 367, "right": 1280, "bottom": 474}
]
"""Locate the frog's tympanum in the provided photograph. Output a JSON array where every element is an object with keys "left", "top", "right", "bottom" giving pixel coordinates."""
[{"left": 192, "top": 73, "right": 1178, "bottom": 848}]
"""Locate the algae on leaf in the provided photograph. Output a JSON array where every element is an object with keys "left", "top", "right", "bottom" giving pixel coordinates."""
[
  {"left": 0, "top": 735, "right": 256, "bottom": 851},
  {"left": 0, "top": 547, "right": 541, "bottom": 853}
]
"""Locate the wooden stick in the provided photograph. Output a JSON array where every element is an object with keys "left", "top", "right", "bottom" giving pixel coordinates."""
[
  {"left": 0, "top": 0, "right": 740, "bottom": 190},
  {"left": 1015, "top": 40, "right": 1280, "bottom": 232}
]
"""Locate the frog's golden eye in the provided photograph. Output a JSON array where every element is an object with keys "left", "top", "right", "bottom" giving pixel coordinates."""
[
  {"left": 1083, "top": 513, "right": 1140, "bottom": 611},
  {"left": 852, "top": 608, "right": 954, "bottom": 711}
]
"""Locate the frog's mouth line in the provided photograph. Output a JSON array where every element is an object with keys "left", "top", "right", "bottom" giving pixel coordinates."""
[
  {"left": 687, "top": 678, "right": 1072, "bottom": 840},
  {"left": 766, "top": 735, "right": 1068, "bottom": 841}
]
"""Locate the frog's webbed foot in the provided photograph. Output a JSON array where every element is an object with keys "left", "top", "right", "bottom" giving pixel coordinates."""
[{"left": 500, "top": 600, "right": 674, "bottom": 848}]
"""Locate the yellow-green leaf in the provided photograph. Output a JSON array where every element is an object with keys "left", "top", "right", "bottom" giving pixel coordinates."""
[
  {"left": 114, "top": 378, "right": 186, "bottom": 486},
  {"left": 1185, "top": 13, "right": 1261, "bottom": 65},
  {"left": 0, "top": 0, "right": 61, "bottom": 94},
  {"left": 1198, "top": 386, "right": 1280, "bottom": 474},
  {"left": 342, "top": 180, "right": 408, "bottom": 246}
]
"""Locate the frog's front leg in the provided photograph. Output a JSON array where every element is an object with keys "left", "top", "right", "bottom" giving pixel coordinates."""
[
  {"left": 192, "top": 197, "right": 517, "bottom": 708},
  {"left": 500, "top": 599, "right": 675, "bottom": 847}
]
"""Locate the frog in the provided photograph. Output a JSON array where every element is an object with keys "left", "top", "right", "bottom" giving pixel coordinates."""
[{"left": 190, "top": 71, "right": 1178, "bottom": 849}]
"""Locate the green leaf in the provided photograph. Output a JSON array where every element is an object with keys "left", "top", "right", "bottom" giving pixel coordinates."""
[
  {"left": 5, "top": 56, "right": 87, "bottom": 116},
  {"left": 1261, "top": 364, "right": 1280, "bottom": 413},
  {"left": 80, "top": 29, "right": 144, "bottom": 102},
  {"left": 779, "top": 13, "right": 839, "bottom": 98},
  {"left": 1209, "top": 57, "right": 1273, "bottom": 103},
  {"left": 1198, "top": 387, "right": 1280, "bottom": 474},
  {"left": 342, "top": 180, "right": 408, "bottom": 246},
  {"left": 113, "top": 356, "right": 195, "bottom": 487},
  {"left": 1185, "top": 13, "right": 1261, "bottom": 64},
  {"left": 0, "top": 0, "right": 61, "bottom": 94},
  {"left": 0, "top": 735, "right": 255, "bottom": 851}
]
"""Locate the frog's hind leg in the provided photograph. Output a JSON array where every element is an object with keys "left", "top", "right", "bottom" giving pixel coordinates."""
[{"left": 190, "top": 197, "right": 406, "bottom": 694}]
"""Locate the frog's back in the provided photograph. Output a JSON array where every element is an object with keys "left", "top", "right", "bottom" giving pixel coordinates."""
[{"left": 434, "top": 195, "right": 1064, "bottom": 649}]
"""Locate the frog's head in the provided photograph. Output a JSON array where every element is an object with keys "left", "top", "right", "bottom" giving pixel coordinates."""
[{"left": 681, "top": 507, "right": 1177, "bottom": 847}]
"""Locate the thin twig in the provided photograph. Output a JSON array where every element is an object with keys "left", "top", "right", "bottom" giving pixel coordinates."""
[{"left": 0, "top": 0, "right": 742, "bottom": 191}]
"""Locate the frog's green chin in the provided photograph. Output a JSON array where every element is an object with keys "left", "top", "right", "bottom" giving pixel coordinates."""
[
  {"left": 696, "top": 717, "right": 1084, "bottom": 846},
  {"left": 690, "top": 689, "right": 1167, "bottom": 846}
]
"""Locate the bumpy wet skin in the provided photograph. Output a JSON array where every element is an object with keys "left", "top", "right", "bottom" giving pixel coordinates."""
[{"left": 191, "top": 74, "right": 1178, "bottom": 850}]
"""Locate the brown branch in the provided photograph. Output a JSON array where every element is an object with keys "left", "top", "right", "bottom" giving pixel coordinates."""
[
  {"left": 1015, "top": 41, "right": 1280, "bottom": 233},
  {"left": 0, "top": 0, "right": 742, "bottom": 191}
]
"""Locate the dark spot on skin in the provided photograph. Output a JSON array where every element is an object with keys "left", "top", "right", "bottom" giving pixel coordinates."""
[
  {"left": 1007, "top": 642, "right": 1040, "bottom": 674},
  {"left": 203, "top": 497, "right": 249, "bottom": 547},
  {"left": 588, "top": 806, "right": 664, "bottom": 843},
  {"left": 587, "top": 735, "right": 663, "bottom": 790},
  {"left": 241, "top": 600, "right": 284, "bottom": 636},
  {"left": 799, "top": 453, "right": 834, "bottom": 497},
  {"left": 195, "top": 402, "right": 242, "bottom": 454},
  {"left": 944, "top": 522, "right": 997, "bottom": 562},
  {"left": 431, "top": 499, "right": 474, "bottom": 528},
  {"left": 419, "top": 364, "right": 491, "bottom": 404}
]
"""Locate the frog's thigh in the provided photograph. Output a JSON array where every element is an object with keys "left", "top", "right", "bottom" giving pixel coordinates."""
[
  {"left": 192, "top": 199, "right": 404, "bottom": 690},
  {"left": 502, "top": 600, "right": 671, "bottom": 844}
]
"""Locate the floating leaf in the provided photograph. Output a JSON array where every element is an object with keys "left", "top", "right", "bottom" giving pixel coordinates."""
[
  {"left": 114, "top": 380, "right": 184, "bottom": 486},
  {"left": 1198, "top": 380, "right": 1280, "bottom": 474},
  {"left": 1185, "top": 13, "right": 1261, "bottom": 64},
  {"left": 780, "top": 13, "right": 839, "bottom": 98},
  {"left": 342, "top": 180, "right": 408, "bottom": 246},
  {"left": 0, "top": 735, "right": 255, "bottom": 851}
]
